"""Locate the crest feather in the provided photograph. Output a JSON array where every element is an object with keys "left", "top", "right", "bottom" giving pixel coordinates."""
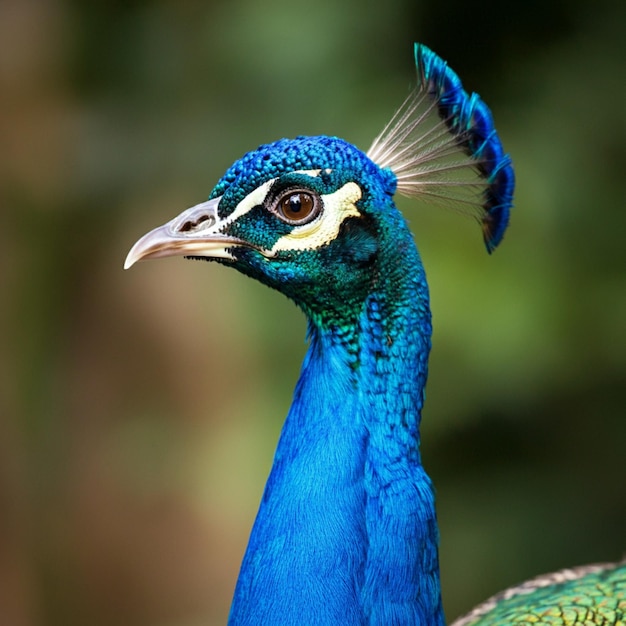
[{"left": 367, "top": 43, "right": 514, "bottom": 253}]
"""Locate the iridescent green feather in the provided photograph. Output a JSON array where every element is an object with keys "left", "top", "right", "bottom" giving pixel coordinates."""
[{"left": 453, "top": 563, "right": 626, "bottom": 626}]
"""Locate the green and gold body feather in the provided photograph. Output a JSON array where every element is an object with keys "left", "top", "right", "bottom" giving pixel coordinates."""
[{"left": 454, "top": 563, "right": 626, "bottom": 626}]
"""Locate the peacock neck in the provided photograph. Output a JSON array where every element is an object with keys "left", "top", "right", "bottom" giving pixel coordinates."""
[
  {"left": 354, "top": 263, "right": 444, "bottom": 626},
  {"left": 229, "top": 225, "right": 444, "bottom": 625}
]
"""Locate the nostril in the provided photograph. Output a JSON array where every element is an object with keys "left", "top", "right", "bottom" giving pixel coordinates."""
[{"left": 179, "top": 214, "right": 214, "bottom": 233}]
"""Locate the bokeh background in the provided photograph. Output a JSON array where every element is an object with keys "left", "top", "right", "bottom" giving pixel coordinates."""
[{"left": 2, "top": 0, "right": 625, "bottom": 624}]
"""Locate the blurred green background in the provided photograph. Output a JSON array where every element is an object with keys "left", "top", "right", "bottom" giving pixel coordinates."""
[{"left": 2, "top": 0, "right": 625, "bottom": 624}]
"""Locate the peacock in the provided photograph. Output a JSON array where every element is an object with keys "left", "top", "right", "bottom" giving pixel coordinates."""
[{"left": 125, "top": 44, "right": 626, "bottom": 625}]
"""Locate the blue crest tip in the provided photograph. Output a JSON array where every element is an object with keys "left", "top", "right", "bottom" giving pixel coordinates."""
[{"left": 414, "top": 43, "right": 515, "bottom": 253}]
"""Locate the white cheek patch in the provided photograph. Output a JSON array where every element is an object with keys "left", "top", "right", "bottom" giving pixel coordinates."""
[{"left": 269, "top": 182, "right": 362, "bottom": 254}]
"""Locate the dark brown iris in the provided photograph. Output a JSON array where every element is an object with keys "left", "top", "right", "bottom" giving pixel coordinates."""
[{"left": 278, "top": 192, "right": 318, "bottom": 224}]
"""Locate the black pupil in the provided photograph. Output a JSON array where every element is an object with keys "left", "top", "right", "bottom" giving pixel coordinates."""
[
  {"left": 288, "top": 194, "right": 304, "bottom": 214},
  {"left": 278, "top": 191, "right": 316, "bottom": 223}
]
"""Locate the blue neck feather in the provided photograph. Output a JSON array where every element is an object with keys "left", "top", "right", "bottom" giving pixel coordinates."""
[{"left": 229, "top": 217, "right": 445, "bottom": 626}]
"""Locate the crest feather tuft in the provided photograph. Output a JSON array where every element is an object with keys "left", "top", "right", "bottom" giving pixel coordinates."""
[{"left": 367, "top": 43, "right": 515, "bottom": 253}]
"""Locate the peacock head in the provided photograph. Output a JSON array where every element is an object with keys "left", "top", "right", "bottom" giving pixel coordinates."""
[
  {"left": 125, "top": 44, "right": 514, "bottom": 327},
  {"left": 125, "top": 136, "right": 404, "bottom": 325}
]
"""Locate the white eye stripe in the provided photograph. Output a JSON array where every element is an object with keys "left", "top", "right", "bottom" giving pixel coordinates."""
[{"left": 292, "top": 169, "right": 326, "bottom": 177}]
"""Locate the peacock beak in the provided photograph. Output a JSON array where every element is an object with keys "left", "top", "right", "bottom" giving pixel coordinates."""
[{"left": 124, "top": 196, "right": 244, "bottom": 269}]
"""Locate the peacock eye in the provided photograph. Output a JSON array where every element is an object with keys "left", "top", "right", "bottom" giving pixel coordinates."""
[{"left": 275, "top": 191, "right": 320, "bottom": 224}]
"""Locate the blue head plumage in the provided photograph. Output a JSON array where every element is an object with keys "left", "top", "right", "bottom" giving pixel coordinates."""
[{"left": 210, "top": 135, "right": 396, "bottom": 204}]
